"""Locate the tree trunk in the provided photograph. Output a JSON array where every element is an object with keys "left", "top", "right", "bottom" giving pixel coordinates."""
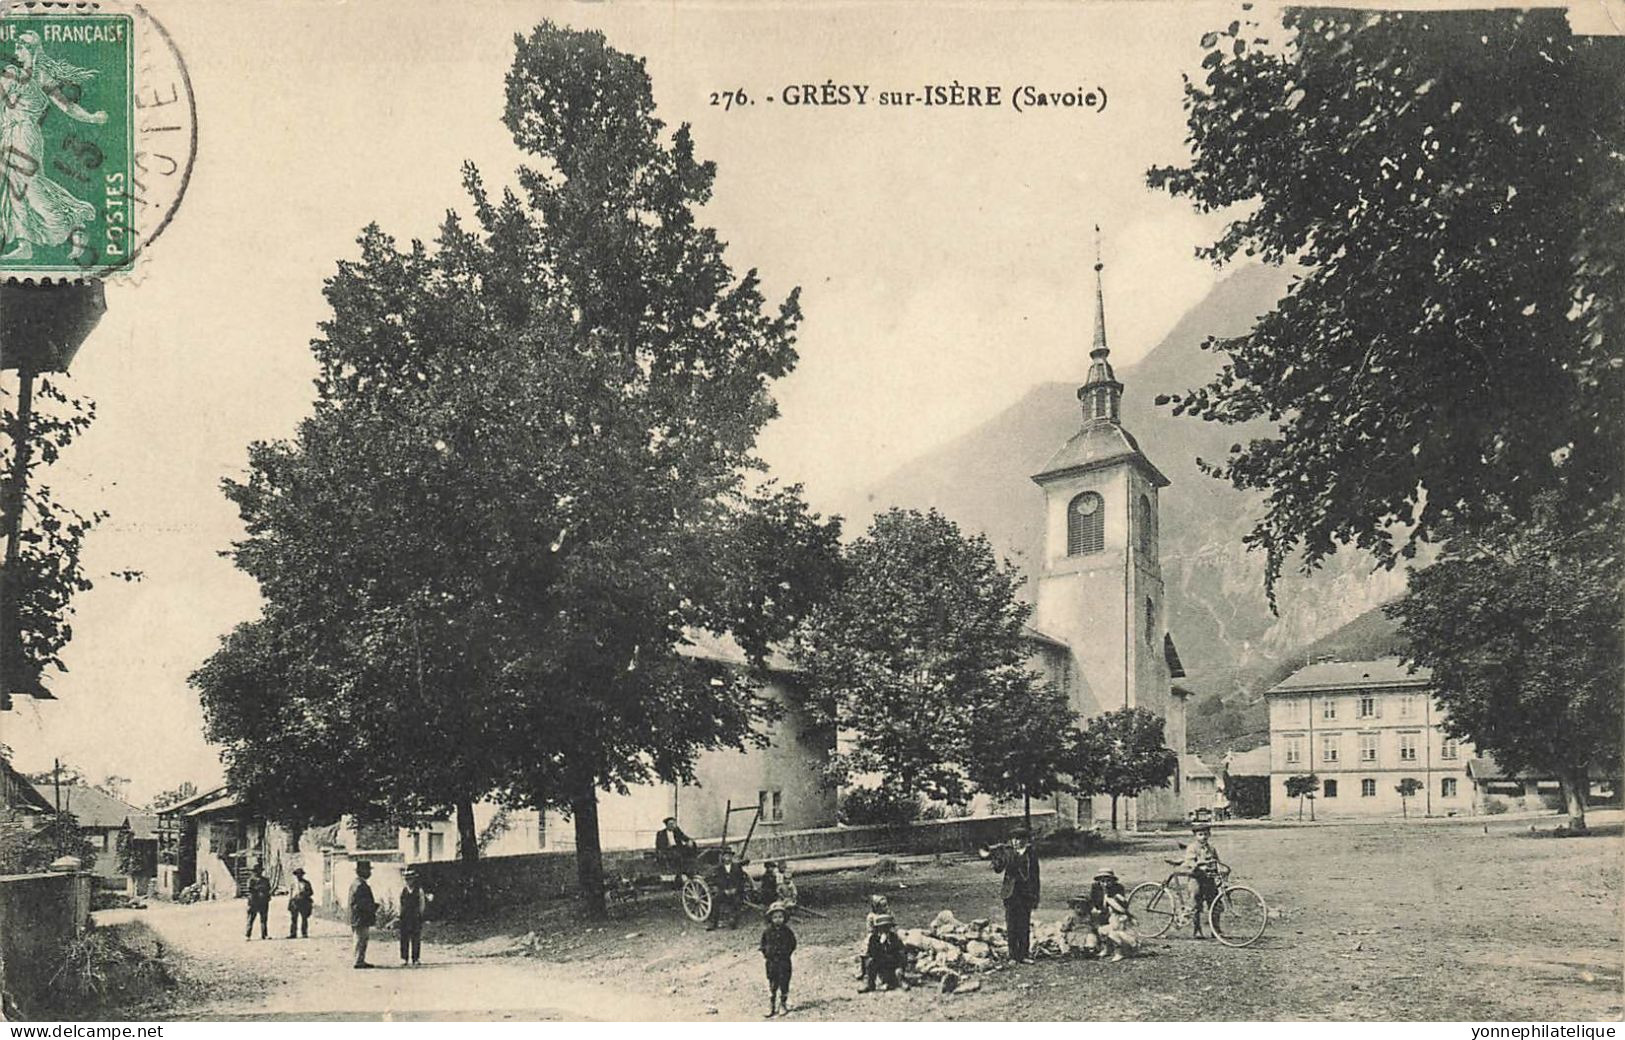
[
  {"left": 1023, "top": 786, "right": 1032, "bottom": 834},
  {"left": 572, "top": 785, "right": 606, "bottom": 918},
  {"left": 1309, "top": 795, "right": 1315, "bottom": 822},
  {"left": 1297, "top": 795, "right": 1303, "bottom": 821},
  {"left": 1110, "top": 794, "right": 1119, "bottom": 830},
  {"left": 1562, "top": 769, "right": 1590, "bottom": 833},
  {"left": 455, "top": 800, "right": 479, "bottom": 864}
]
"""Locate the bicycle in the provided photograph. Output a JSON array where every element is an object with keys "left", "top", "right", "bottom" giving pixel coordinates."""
[{"left": 1125, "top": 862, "right": 1269, "bottom": 948}]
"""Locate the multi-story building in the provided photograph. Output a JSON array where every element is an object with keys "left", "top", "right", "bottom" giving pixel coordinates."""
[{"left": 1266, "top": 657, "right": 1474, "bottom": 818}]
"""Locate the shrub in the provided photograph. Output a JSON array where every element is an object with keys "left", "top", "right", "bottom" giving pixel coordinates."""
[
  {"left": 838, "top": 786, "right": 922, "bottom": 827},
  {"left": 1483, "top": 801, "right": 1509, "bottom": 815}
]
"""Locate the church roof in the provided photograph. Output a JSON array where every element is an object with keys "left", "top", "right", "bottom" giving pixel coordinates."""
[
  {"left": 1031, "top": 421, "right": 1169, "bottom": 488},
  {"left": 1267, "top": 657, "right": 1431, "bottom": 694}
]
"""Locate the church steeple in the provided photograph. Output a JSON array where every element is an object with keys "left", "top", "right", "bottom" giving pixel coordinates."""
[{"left": 1079, "top": 225, "right": 1123, "bottom": 424}]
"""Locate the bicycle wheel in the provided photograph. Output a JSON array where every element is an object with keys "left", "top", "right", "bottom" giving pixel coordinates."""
[
  {"left": 1208, "top": 885, "right": 1268, "bottom": 947},
  {"left": 1126, "top": 882, "right": 1178, "bottom": 938}
]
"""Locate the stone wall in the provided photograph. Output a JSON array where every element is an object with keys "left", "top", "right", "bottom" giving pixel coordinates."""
[
  {"left": 0, "top": 870, "right": 92, "bottom": 1011},
  {"left": 398, "top": 811, "right": 1051, "bottom": 919}
]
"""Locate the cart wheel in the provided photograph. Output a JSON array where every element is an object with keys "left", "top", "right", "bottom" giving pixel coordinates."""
[{"left": 681, "top": 877, "right": 714, "bottom": 923}]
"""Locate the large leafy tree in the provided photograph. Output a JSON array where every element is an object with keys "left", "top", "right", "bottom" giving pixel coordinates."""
[
  {"left": 793, "top": 508, "right": 1071, "bottom": 807},
  {"left": 1148, "top": 9, "right": 1623, "bottom": 596},
  {"left": 1387, "top": 497, "right": 1622, "bottom": 831},
  {"left": 202, "top": 22, "right": 828, "bottom": 912},
  {"left": 1069, "top": 707, "right": 1179, "bottom": 830}
]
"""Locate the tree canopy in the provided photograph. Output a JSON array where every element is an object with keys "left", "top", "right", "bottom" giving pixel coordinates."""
[
  {"left": 793, "top": 508, "right": 1072, "bottom": 807},
  {"left": 1148, "top": 8, "right": 1624, "bottom": 598},
  {"left": 197, "top": 21, "right": 832, "bottom": 910},
  {"left": 1069, "top": 707, "right": 1179, "bottom": 829},
  {"left": 1387, "top": 495, "right": 1622, "bottom": 830}
]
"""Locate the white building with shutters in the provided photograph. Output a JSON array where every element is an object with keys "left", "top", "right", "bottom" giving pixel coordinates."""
[{"left": 1266, "top": 657, "right": 1475, "bottom": 818}]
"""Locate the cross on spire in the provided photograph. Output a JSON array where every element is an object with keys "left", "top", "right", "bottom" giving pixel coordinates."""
[{"left": 1080, "top": 224, "right": 1123, "bottom": 423}]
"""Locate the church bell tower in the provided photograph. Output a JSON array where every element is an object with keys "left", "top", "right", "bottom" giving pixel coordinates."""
[{"left": 1030, "top": 229, "right": 1183, "bottom": 828}]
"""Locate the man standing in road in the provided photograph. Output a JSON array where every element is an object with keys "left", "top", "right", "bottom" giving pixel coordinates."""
[
  {"left": 398, "top": 868, "right": 430, "bottom": 965},
  {"left": 287, "top": 867, "right": 314, "bottom": 939},
  {"left": 244, "top": 862, "right": 271, "bottom": 941},
  {"left": 996, "top": 830, "right": 1041, "bottom": 964},
  {"left": 348, "top": 860, "right": 378, "bottom": 969}
]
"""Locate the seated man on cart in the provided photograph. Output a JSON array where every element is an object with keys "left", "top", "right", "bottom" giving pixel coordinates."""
[{"left": 655, "top": 816, "right": 698, "bottom": 872}]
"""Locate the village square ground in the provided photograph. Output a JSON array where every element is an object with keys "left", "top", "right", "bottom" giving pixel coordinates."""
[{"left": 97, "top": 813, "right": 1623, "bottom": 1022}]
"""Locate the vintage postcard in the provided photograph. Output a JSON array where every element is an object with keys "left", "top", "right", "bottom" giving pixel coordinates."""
[{"left": 0, "top": 0, "right": 1619, "bottom": 1026}]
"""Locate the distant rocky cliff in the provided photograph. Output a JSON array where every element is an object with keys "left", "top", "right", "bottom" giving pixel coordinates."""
[{"left": 831, "top": 263, "right": 1414, "bottom": 722}]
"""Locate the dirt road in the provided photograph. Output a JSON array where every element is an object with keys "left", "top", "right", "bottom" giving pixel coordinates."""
[{"left": 115, "top": 813, "right": 1623, "bottom": 1021}]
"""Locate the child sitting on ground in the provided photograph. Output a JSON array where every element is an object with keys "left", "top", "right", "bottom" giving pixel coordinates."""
[
  {"left": 1091, "top": 869, "right": 1139, "bottom": 961},
  {"left": 861, "top": 913, "right": 909, "bottom": 992},
  {"left": 1060, "top": 893, "right": 1101, "bottom": 958}
]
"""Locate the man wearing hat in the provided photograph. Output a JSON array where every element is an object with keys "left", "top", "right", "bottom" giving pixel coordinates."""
[
  {"left": 244, "top": 862, "right": 272, "bottom": 941},
  {"left": 758, "top": 901, "right": 797, "bottom": 1016},
  {"left": 1180, "top": 823, "right": 1223, "bottom": 937},
  {"left": 654, "top": 816, "right": 696, "bottom": 870},
  {"left": 348, "top": 860, "right": 378, "bottom": 968},
  {"left": 286, "top": 866, "right": 315, "bottom": 939},
  {"left": 995, "top": 830, "right": 1041, "bottom": 964},
  {"left": 398, "top": 867, "right": 430, "bottom": 965}
]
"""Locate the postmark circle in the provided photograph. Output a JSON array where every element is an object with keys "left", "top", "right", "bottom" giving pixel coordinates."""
[{"left": 0, "top": 1, "right": 196, "bottom": 282}]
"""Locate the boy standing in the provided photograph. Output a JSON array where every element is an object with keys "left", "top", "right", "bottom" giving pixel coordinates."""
[
  {"left": 758, "top": 901, "right": 797, "bottom": 1017},
  {"left": 1181, "top": 823, "right": 1223, "bottom": 937}
]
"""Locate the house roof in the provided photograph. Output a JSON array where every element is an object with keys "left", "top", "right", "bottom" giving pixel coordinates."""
[
  {"left": 123, "top": 813, "right": 158, "bottom": 840},
  {"left": 1031, "top": 422, "right": 1170, "bottom": 488},
  {"left": 1267, "top": 657, "right": 1431, "bottom": 695},
  {"left": 1022, "top": 624, "right": 1069, "bottom": 650},
  {"left": 3, "top": 759, "right": 53, "bottom": 814},
  {"left": 1222, "top": 746, "right": 1272, "bottom": 776},
  {"left": 157, "top": 786, "right": 227, "bottom": 816},
  {"left": 30, "top": 783, "right": 140, "bottom": 829},
  {"left": 186, "top": 791, "right": 243, "bottom": 817},
  {"left": 1181, "top": 752, "right": 1217, "bottom": 781},
  {"left": 677, "top": 629, "right": 797, "bottom": 673}
]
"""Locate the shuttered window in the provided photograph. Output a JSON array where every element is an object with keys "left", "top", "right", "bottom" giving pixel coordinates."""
[{"left": 1067, "top": 492, "right": 1105, "bottom": 555}]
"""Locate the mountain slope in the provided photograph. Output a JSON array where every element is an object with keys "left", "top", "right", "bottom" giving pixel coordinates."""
[{"left": 836, "top": 263, "right": 1411, "bottom": 703}]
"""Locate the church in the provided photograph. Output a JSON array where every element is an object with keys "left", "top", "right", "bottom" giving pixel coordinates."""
[{"left": 1024, "top": 240, "right": 1189, "bottom": 829}]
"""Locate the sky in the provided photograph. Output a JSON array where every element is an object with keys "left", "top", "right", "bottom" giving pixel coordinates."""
[{"left": 6, "top": 0, "right": 1288, "bottom": 803}]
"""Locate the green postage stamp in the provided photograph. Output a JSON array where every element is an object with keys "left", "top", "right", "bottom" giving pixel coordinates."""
[{"left": 0, "top": 12, "right": 135, "bottom": 278}]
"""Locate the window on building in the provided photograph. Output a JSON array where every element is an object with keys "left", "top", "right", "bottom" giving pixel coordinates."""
[
  {"left": 1441, "top": 737, "right": 1459, "bottom": 761},
  {"left": 1321, "top": 735, "right": 1340, "bottom": 764},
  {"left": 1067, "top": 492, "right": 1105, "bottom": 555},
  {"left": 1359, "top": 733, "right": 1378, "bottom": 763},
  {"left": 1441, "top": 777, "right": 1458, "bottom": 798},
  {"left": 1138, "top": 495, "right": 1155, "bottom": 555},
  {"left": 427, "top": 831, "right": 445, "bottom": 861},
  {"left": 1322, "top": 699, "right": 1338, "bottom": 721},
  {"left": 1145, "top": 598, "right": 1156, "bottom": 645},
  {"left": 1398, "top": 695, "right": 1415, "bottom": 718},
  {"left": 1399, "top": 733, "right": 1418, "bottom": 762},
  {"left": 411, "top": 832, "right": 421, "bottom": 860},
  {"left": 1323, "top": 779, "right": 1339, "bottom": 799},
  {"left": 1358, "top": 695, "right": 1377, "bottom": 719},
  {"left": 1284, "top": 737, "right": 1302, "bottom": 765},
  {"left": 1361, "top": 778, "right": 1376, "bottom": 797},
  {"left": 759, "top": 789, "right": 784, "bottom": 823}
]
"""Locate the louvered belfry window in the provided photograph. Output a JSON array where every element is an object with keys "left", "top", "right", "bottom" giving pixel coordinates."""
[{"left": 1068, "top": 492, "right": 1105, "bottom": 555}]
